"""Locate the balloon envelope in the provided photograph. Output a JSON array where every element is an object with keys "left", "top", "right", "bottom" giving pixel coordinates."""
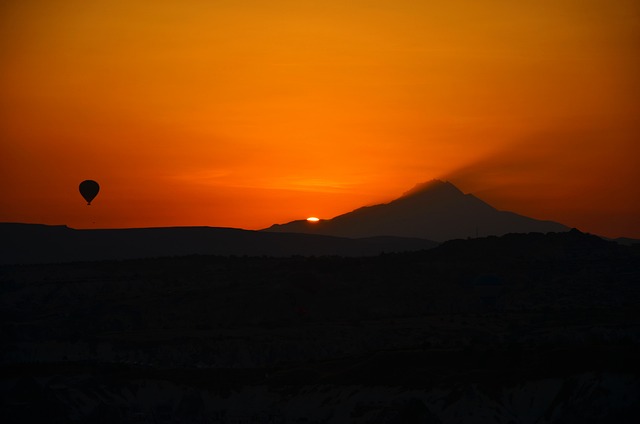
[{"left": 79, "top": 180, "right": 100, "bottom": 205}]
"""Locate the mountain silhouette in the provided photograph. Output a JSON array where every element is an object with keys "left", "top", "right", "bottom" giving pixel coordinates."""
[{"left": 264, "top": 180, "right": 569, "bottom": 241}]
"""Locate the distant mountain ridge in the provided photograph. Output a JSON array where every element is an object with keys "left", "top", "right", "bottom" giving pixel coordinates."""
[
  {"left": 264, "top": 180, "right": 569, "bottom": 241},
  {"left": 0, "top": 223, "right": 438, "bottom": 265}
]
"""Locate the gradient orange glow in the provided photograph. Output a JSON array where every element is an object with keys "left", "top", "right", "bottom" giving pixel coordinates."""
[{"left": 1, "top": 0, "right": 639, "bottom": 238}]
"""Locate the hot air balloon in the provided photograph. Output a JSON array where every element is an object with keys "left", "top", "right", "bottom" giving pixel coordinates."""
[{"left": 79, "top": 180, "right": 100, "bottom": 205}]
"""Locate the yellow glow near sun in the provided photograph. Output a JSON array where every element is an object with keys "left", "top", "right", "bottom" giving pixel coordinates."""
[{"left": 306, "top": 217, "right": 320, "bottom": 222}]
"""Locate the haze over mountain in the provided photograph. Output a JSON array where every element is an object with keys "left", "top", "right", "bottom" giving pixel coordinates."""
[{"left": 265, "top": 180, "right": 569, "bottom": 241}]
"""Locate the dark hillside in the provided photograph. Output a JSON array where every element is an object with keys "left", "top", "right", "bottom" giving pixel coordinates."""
[
  {"left": 0, "top": 223, "right": 437, "bottom": 265},
  {"left": 2, "top": 230, "right": 639, "bottom": 422}
]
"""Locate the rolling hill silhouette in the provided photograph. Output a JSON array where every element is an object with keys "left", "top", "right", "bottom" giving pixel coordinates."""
[
  {"left": 0, "top": 223, "right": 437, "bottom": 265},
  {"left": 264, "top": 179, "right": 569, "bottom": 241}
]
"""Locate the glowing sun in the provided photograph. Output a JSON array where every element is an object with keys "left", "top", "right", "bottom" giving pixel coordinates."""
[{"left": 306, "top": 217, "right": 320, "bottom": 222}]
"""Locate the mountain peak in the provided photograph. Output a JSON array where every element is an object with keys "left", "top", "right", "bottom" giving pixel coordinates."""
[
  {"left": 264, "top": 179, "right": 569, "bottom": 241},
  {"left": 401, "top": 179, "right": 463, "bottom": 198}
]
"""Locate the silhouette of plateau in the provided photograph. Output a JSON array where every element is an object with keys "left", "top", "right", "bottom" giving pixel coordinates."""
[
  {"left": 264, "top": 179, "right": 570, "bottom": 241},
  {"left": 0, "top": 223, "right": 438, "bottom": 265},
  {"left": 1, "top": 230, "right": 639, "bottom": 422}
]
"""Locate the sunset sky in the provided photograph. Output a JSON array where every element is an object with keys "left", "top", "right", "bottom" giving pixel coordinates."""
[{"left": 1, "top": 0, "right": 639, "bottom": 238}]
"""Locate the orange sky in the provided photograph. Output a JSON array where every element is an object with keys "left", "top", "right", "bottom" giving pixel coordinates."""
[{"left": 1, "top": 0, "right": 639, "bottom": 238}]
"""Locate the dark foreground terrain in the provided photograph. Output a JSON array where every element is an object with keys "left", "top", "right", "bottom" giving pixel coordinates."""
[{"left": 1, "top": 230, "right": 639, "bottom": 423}]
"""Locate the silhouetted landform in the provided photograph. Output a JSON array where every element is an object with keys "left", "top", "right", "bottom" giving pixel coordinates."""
[
  {"left": 0, "top": 223, "right": 438, "bottom": 265},
  {"left": 2, "top": 230, "right": 639, "bottom": 422},
  {"left": 265, "top": 179, "right": 570, "bottom": 241},
  {"left": 610, "top": 236, "right": 640, "bottom": 247}
]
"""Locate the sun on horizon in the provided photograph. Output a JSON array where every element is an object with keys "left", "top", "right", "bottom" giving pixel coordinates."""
[{"left": 0, "top": 0, "right": 638, "bottom": 238}]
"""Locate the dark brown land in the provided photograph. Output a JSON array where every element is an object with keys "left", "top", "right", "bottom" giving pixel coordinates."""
[{"left": 1, "top": 230, "right": 639, "bottom": 422}]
